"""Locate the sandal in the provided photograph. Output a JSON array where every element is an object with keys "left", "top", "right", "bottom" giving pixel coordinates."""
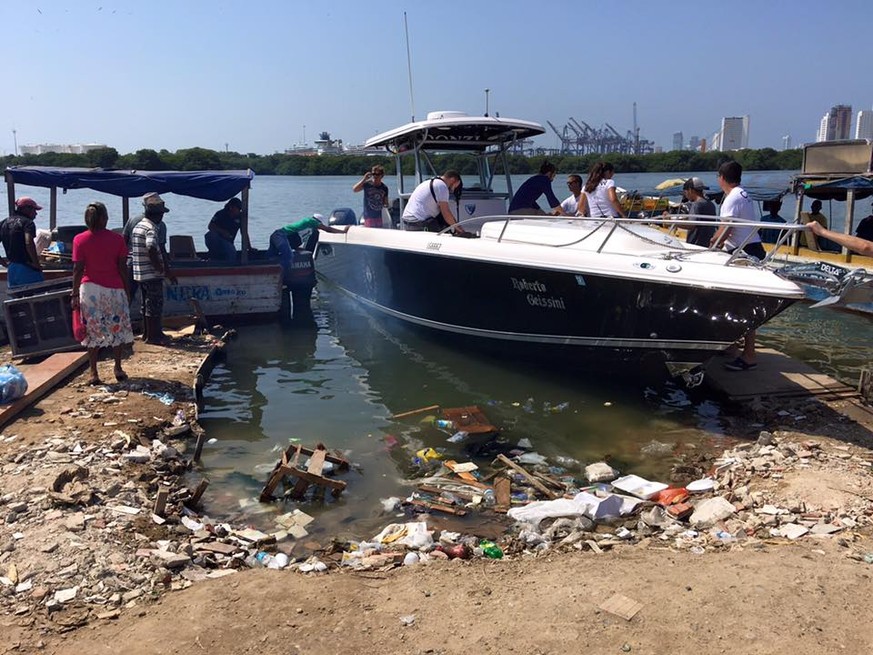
[{"left": 723, "top": 357, "right": 757, "bottom": 372}]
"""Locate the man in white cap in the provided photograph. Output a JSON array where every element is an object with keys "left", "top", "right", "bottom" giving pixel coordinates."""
[
  {"left": 129, "top": 193, "right": 175, "bottom": 344},
  {"left": 0, "top": 197, "right": 45, "bottom": 287}
]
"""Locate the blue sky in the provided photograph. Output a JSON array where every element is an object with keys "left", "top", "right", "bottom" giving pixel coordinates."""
[{"left": 3, "top": 0, "right": 871, "bottom": 155}]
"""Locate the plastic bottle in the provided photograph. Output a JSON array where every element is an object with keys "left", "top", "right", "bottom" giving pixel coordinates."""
[
  {"left": 481, "top": 489, "right": 496, "bottom": 508},
  {"left": 435, "top": 419, "right": 454, "bottom": 429},
  {"left": 479, "top": 540, "right": 504, "bottom": 559}
]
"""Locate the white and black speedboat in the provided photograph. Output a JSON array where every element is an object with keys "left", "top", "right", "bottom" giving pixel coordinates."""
[{"left": 315, "top": 111, "right": 805, "bottom": 383}]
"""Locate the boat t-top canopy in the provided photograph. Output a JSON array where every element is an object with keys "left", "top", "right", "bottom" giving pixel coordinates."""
[
  {"left": 365, "top": 111, "right": 545, "bottom": 152},
  {"left": 5, "top": 166, "right": 253, "bottom": 202}
]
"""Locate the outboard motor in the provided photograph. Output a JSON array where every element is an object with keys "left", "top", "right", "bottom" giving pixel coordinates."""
[
  {"left": 268, "top": 229, "right": 317, "bottom": 324},
  {"left": 329, "top": 208, "right": 357, "bottom": 226}
]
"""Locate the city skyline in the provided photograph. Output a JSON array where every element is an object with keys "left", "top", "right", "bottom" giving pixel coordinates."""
[{"left": 3, "top": 0, "right": 872, "bottom": 156}]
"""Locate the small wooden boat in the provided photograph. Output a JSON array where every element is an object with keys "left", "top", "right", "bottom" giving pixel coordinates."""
[{"left": 2, "top": 166, "right": 284, "bottom": 322}]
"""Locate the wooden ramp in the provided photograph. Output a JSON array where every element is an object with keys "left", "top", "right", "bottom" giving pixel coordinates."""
[
  {"left": 704, "top": 348, "right": 857, "bottom": 402},
  {"left": 0, "top": 351, "right": 88, "bottom": 429}
]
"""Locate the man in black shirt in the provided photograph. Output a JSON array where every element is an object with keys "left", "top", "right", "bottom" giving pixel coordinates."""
[
  {"left": 205, "top": 197, "right": 243, "bottom": 261},
  {"left": 1, "top": 197, "right": 45, "bottom": 287}
]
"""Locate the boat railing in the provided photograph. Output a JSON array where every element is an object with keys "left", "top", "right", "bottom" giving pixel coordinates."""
[{"left": 448, "top": 214, "right": 810, "bottom": 267}]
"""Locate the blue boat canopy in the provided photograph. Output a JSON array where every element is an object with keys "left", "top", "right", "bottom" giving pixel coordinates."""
[
  {"left": 793, "top": 176, "right": 873, "bottom": 201},
  {"left": 4, "top": 166, "right": 254, "bottom": 202}
]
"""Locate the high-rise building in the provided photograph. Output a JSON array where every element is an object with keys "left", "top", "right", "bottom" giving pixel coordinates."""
[
  {"left": 720, "top": 116, "right": 750, "bottom": 150},
  {"left": 817, "top": 105, "right": 853, "bottom": 141},
  {"left": 710, "top": 130, "right": 721, "bottom": 152},
  {"left": 856, "top": 109, "right": 873, "bottom": 140},
  {"left": 688, "top": 136, "right": 700, "bottom": 151},
  {"left": 782, "top": 135, "right": 792, "bottom": 150},
  {"left": 672, "top": 132, "right": 684, "bottom": 151}
]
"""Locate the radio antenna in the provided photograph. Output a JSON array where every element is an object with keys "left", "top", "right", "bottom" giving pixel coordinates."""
[{"left": 404, "top": 12, "right": 415, "bottom": 122}]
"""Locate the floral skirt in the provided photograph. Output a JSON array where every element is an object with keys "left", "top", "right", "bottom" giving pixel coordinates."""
[{"left": 79, "top": 282, "right": 134, "bottom": 348}]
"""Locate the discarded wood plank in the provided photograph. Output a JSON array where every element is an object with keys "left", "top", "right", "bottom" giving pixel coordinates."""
[
  {"left": 291, "top": 445, "right": 326, "bottom": 498},
  {"left": 599, "top": 593, "right": 643, "bottom": 621},
  {"left": 285, "top": 466, "right": 346, "bottom": 492},
  {"left": 189, "top": 299, "right": 210, "bottom": 334},
  {"left": 494, "top": 476, "right": 511, "bottom": 512},
  {"left": 585, "top": 540, "right": 603, "bottom": 555},
  {"left": 495, "top": 454, "right": 557, "bottom": 499},
  {"left": 390, "top": 404, "right": 440, "bottom": 420},
  {"left": 278, "top": 442, "right": 349, "bottom": 470},
  {"left": 440, "top": 405, "right": 497, "bottom": 434},
  {"left": 192, "top": 427, "right": 206, "bottom": 464},
  {"left": 532, "top": 471, "right": 567, "bottom": 490},
  {"left": 417, "top": 484, "right": 476, "bottom": 502},
  {"left": 443, "top": 460, "right": 479, "bottom": 482},
  {"left": 260, "top": 466, "right": 288, "bottom": 502},
  {"left": 406, "top": 498, "right": 468, "bottom": 516},
  {"left": 187, "top": 479, "right": 209, "bottom": 508},
  {"left": 195, "top": 542, "right": 239, "bottom": 556},
  {"left": 152, "top": 489, "right": 169, "bottom": 517},
  {"left": 0, "top": 352, "right": 88, "bottom": 430}
]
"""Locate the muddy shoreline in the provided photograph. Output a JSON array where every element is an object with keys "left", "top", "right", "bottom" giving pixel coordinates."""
[{"left": 1, "top": 334, "right": 872, "bottom": 654}]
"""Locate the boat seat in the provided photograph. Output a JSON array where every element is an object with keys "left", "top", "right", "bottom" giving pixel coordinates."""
[{"left": 169, "top": 235, "right": 199, "bottom": 260}]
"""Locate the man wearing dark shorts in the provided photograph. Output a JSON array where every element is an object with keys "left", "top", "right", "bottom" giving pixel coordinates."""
[{"left": 130, "top": 194, "right": 175, "bottom": 344}]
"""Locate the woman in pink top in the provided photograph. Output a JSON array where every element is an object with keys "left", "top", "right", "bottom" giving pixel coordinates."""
[{"left": 71, "top": 201, "right": 134, "bottom": 385}]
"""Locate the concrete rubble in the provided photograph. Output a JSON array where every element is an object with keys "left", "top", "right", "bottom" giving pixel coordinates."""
[{"left": 0, "top": 393, "right": 331, "bottom": 637}]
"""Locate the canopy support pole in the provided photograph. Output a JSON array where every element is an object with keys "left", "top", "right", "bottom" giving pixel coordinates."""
[
  {"left": 122, "top": 197, "right": 130, "bottom": 229},
  {"left": 844, "top": 189, "right": 855, "bottom": 264},
  {"left": 240, "top": 187, "right": 251, "bottom": 264},
  {"left": 791, "top": 191, "right": 804, "bottom": 256},
  {"left": 49, "top": 187, "right": 57, "bottom": 230},
  {"left": 5, "top": 171, "right": 14, "bottom": 218}
]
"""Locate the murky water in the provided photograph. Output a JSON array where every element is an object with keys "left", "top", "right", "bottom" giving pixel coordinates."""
[{"left": 198, "top": 286, "right": 742, "bottom": 541}]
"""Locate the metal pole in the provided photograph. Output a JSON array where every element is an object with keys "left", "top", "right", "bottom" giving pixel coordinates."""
[
  {"left": 12, "top": 129, "right": 18, "bottom": 157},
  {"left": 485, "top": 89, "right": 490, "bottom": 117},
  {"left": 404, "top": 12, "right": 415, "bottom": 122},
  {"left": 845, "top": 189, "right": 856, "bottom": 264}
]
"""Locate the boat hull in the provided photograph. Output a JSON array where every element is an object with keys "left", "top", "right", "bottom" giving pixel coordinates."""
[
  {"left": 315, "top": 240, "right": 796, "bottom": 374},
  {"left": 0, "top": 263, "right": 284, "bottom": 323}
]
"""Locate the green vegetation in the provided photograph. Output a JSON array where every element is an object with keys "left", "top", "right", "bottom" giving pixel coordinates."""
[{"left": 1, "top": 146, "right": 802, "bottom": 175}]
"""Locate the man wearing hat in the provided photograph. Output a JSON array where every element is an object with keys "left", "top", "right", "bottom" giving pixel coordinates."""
[
  {"left": 129, "top": 193, "right": 175, "bottom": 344},
  {"left": 0, "top": 197, "right": 45, "bottom": 287},
  {"left": 680, "top": 177, "right": 716, "bottom": 247},
  {"left": 204, "top": 197, "right": 243, "bottom": 261}
]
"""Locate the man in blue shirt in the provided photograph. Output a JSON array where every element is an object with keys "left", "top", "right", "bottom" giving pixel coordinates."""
[{"left": 508, "top": 161, "right": 565, "bottom": 215}]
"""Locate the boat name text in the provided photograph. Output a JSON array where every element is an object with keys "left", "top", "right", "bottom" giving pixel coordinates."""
[
  {"left": 165, "top": 285, "right": 248, "bottom": 302},
  {"left": 510, "top": 277, "right": 566, "bottom": 310},
  {"left": 526, "top": 294, "right": 566, "bottom": 310},
  {"left": 510, "top": 277, "right": 547, "bottom": 293}
]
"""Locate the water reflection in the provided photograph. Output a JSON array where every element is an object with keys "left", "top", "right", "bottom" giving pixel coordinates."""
[{"left": 195, "top": 286, "right": 744, "bottom": 541}]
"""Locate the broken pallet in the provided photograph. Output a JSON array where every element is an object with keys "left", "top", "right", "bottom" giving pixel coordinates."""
[{"left": 259, "top": 443, "right": 348, "bottom": 502}]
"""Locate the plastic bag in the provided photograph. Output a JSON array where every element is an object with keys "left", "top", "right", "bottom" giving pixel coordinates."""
[
  {"left": 0, "top": 365, "right": 28, "bottom": 404},
  {"left": 72, "top": 308, "right": 86, "bottom": 341}
]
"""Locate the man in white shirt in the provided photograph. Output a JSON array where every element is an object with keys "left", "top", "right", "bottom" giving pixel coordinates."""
[
  {"left": 401, "top": 170, "right": 465, "bottom": 233},
  {"left": 711, "top": 161, "right": 765, "bottom": 260},
  {"left": 712, "top": 161, "right": 763, "bottom": 371},
  {"left": 560, "top": 175, "right": 583, "bottom": 216}
]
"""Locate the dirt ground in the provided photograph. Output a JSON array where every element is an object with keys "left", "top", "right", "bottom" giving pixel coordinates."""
[{"left": 2, "top": 336, "right": 873, "bottom": 655}]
